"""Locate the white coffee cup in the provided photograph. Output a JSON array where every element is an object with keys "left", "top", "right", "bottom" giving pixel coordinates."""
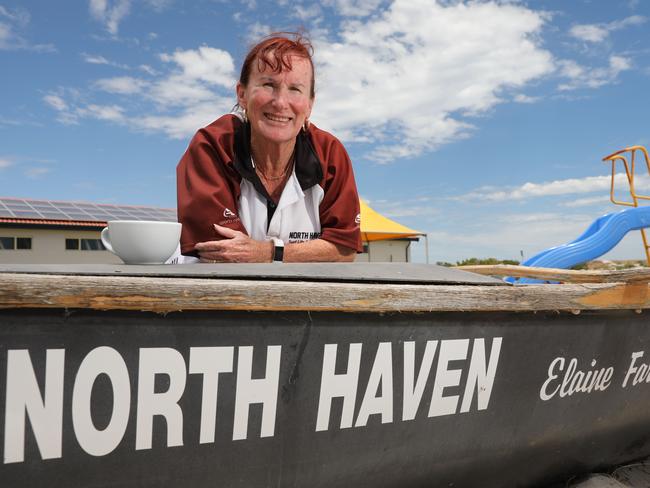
[{"left": 100, "top": 220, "right": 182, "bottom": 264}]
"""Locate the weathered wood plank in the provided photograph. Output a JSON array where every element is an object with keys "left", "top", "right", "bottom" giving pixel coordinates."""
[
  {"left": 456, "top": 265, "right": 650, "bottom": 283},
  {"left": 1, "top": 273, "right": 649, "bottom": 312}
]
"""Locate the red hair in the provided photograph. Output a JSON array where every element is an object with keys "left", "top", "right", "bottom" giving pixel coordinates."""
[{"left": 239, "top": 32, "right": 315, "bottom": 99}]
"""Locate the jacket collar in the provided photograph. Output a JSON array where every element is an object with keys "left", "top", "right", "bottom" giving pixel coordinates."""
[{"left": 232, "top": 121, "right": 323, "bottom": 196}]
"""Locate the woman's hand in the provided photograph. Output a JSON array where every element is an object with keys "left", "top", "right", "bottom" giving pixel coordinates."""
[{"left": 194, "top": 224, "right": 272, "bottom": 263}]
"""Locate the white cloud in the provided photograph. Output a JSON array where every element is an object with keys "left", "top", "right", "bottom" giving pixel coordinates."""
[
  {"left": 0, "top": 22, "right": 11, "bottom": 43},
  {"left": 0, "top": 116, "right": 26, "bottom": 127},
  {"left": 144, "top": 0, "right": 172, "bottom": 12},
  {"left": 421, "top": 204, "right": 650, "bottom": 264},
  {"left": 514, "top": 94, "right": 539, "bottom": 104},
  {"left": 94, "top": 76, "right": 148, "bottom": 94},
  {"left": 294, "top": 4, "right": 323, "bottom": 21},
  {"left": 422, "top": 211, "right": 603, "bottom": 263},
  {"left": 474, "top": 173, "right": 650, "bottom": 201},
  {"left": 81, "top": 52, "right": 129, "bottom": 69},
  {"left": 82, "top": 53, "right": 110, "bottom": 64},
  {"left": 324, "top": 0, "right": 386, "bottom": 17},
  {"left": 46, "top": 1, "right": 638, "bottom": 155},
  {"left": 89, "top": 0, "right": 131, "bottom": 35},
  {"left": 479, "top": 176, "right": 610, "bottom": 201},
  {"left": 43, "top": 94, "right": 68, "bottom": 111},
  {"left": 25, "top": 167, "right": 51, "bottom": 179},
  {"left": 0, "top": 6, "right": 29, "bottom": 26},
  {"left": 46, "top": 94, "right": 126, "bottom": 124},
  {"left": 150, "top": 76, "right": 218, "bottom": 106},
  {"left": 246, "top": 22, "right": 272, "bottom": 41},
  {"left": 569, "top": 24, "right": 608, "bottom": 43},
  {"left": 310, "top": 0, "right": 554, "bottom": 162},
  {"left": 131, "top": 98, "right": 233, "bottom": 139},
  {"left": 0, "top": 6, "right": 55, "bottom": 52},
  {"left": 561, "top": 196, "right": 611, "bottom": 208},
  {"left": 0, "top": 156, "right": 54, "bottom": 178},
  {"left": 159, "top": 46, "right": 235, "bottom": 88},
  {"left": 558, "top": 55, "right": 632, "bottom": 91},
  {"left": 78, "top": 104, "right": 126, "bottom": 122},
  {"left": 139, "top": 64, "right": 158, "bottom": 75},
  {"left": 569, "top": 15, "right": 646, "bottom": 43},
  {"left": 366, "top": 196, "right": 439, "bottom": 220},
  {"left": 28, "top": 157, "right": 57, "bottom": 164},
  {"left": 46, "top": 45, "right": 237, "bottom": 138},
  {"left": 0, "top": 157, "right": 14, "bottom": 169}
]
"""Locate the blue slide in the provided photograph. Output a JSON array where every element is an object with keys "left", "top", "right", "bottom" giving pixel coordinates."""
[{"left": 508, "top": 206, "right": 650, "bottom": 284}]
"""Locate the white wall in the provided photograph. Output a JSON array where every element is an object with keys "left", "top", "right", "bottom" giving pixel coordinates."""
[
  {"left": 355, "top": 240, "right": 411, "bottom": 263},
  {"left": 1, "top": 226, "right": 414, "bottom": 264},
  {"left": 0, "top": 227, "right": 122, "bottom": 264}
]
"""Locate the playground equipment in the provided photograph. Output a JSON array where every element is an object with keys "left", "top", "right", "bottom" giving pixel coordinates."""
[{"left": 511, "top": 146, "right": 650, "bottom": 284}]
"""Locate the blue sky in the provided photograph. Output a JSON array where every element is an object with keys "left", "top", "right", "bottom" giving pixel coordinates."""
[{"left": 1, "top": 0, "right": 649, "bottom": 263}]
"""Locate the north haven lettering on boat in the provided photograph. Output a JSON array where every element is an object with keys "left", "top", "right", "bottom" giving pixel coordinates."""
[{"left": 1, "top": 337, "right": 502, "bottom": 464}]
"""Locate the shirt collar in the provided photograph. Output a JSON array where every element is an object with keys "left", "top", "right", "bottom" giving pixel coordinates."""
[{"left": 232, "top": 121, "right": 323, "bottom": 193}]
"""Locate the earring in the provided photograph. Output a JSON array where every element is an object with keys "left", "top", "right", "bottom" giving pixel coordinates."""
[
  {"left": 242, "top": 108, "right": 248, "bottom": 123},
  {"left": 303, "top": 119, "right": 310, "bottom": 131}
]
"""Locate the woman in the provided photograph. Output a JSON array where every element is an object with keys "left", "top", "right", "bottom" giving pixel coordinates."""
[{"left": 177, "top": 33, "right": 361, "bottom": 263}]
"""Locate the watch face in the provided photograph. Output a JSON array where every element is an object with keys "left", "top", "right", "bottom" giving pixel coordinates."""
[{"left": 274, "top": 244, "right": 284, "bottom": 262}]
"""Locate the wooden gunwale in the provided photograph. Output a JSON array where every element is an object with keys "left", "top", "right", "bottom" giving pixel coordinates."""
[
  {"left": 457, "top": 264, "right": 650, "bottom": 283},
  {"left": 1, "top": 271, "right": 649, "bottom": 313}
]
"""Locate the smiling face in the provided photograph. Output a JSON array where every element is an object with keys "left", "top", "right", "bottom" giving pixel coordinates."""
[{"left": 236, "top": 54, "right": 314, "bottom": 149}]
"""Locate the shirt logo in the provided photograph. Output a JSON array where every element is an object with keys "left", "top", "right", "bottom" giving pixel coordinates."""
[
  {"left": 355, "top": 213, "right": 361, "bottom": 225},
  {"left": 223, "top": 208, "right": 236, "bottom": 218},
  {"left": 288, "top": 231, "right": 321, "bottom": 243}
]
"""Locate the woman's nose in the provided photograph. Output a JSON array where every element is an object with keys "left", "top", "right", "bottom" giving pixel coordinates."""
[{"left": 271, "top": 87, "right": 289, "bottom": 108}]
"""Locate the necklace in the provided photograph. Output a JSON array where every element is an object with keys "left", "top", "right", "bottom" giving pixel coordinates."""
[{"left": 254, "top": 157, "right": 293, "bottom": 181}]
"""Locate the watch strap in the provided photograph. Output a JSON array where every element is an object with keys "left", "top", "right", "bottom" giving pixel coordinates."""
[{"left": 271, "top": 238, "right": 284, "bottom": 263}]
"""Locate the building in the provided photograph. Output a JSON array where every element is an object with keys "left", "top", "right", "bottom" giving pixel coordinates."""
[
  {"left": 0, "top": 198, "right": 174, "bottom": 264},
  {"left": 0, "top": 197, "right": 426, "bottom": 264},
  {"left": 357, "top": 200, "right": 427, "bottom": 263}
]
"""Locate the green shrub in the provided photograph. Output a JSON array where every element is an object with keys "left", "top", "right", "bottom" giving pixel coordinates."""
[{"left": 455, "top": 257, "right": 520, "bottom": 266}]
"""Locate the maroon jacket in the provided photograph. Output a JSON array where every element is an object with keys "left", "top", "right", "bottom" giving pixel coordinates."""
[{"left": 177, "top": 114, "right": 362, "bottom": 255}]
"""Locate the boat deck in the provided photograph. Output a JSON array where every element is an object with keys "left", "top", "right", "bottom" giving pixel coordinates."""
[{"left": 1, "top": 262, "right": 650, "bottom": 312}]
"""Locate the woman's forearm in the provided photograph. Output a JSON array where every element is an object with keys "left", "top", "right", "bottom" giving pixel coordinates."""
[{"left": 284, "top": 238, "right": 356, "bottom": 262}]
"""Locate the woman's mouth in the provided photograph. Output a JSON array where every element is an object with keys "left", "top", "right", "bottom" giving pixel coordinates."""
[{"left": 264, "top": 113, "right": 292, "bottom": 123}]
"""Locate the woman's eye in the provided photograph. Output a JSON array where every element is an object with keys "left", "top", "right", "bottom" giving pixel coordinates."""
[{"left": 290, "top": 87, "right": 302, "bottom": 92}]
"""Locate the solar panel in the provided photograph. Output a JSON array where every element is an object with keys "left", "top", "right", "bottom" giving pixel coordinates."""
[
  {"left": 39, "top": 212, "right": 70, "bottom": 219},
  {"left": 74, "top": 206, "right": 101, "bottom": 212},
  {"left": 0, "top": 197, "right": 177, "bottom": 224},
  {"left": 11, "top": 210, "right": 43, "bottom": 218}
]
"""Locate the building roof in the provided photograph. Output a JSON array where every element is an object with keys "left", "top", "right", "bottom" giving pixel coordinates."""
[{"left": 0, "top": 197, "right": 176, "bottom": 226}]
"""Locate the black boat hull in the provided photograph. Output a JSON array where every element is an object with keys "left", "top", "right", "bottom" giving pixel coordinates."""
[{"left": 1, "top": 308, "right": 649, "bottom": 487}]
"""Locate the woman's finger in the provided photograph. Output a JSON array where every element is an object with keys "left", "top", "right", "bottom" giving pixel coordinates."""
[
  {"left": 214, "top": 224, "right": 243, "bottom": 239},
  {"left": 199, "top": 256, "right": 224, "bottom": 263},
  {"left": 195, "top": 240, "right": 226, "bottom": 252}
]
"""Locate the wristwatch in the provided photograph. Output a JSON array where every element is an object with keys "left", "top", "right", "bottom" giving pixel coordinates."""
[{"left": 271, "top": 237, "right": 284, "bottom": 263}]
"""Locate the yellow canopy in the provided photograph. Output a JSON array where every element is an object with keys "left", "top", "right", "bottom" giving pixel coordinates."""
[{"left": 360, "top": 200, "right": 425, "bottom": 242}]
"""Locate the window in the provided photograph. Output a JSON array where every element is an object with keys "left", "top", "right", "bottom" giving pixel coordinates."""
[
  {"left": 81, "top": 239, "right": 105, "bottom": 251},
  {"left": 0, "top": 237, "right": 15, "bottom": 250},
  {"left": 66, "top": 238, "right": 80, "bottom": 250},
  {"left": 16, "top": 238, "right": 31, "bottom": 250},
  {"left": 66, "top": 238, "right": 106, "bottom": 251},
  {"left": 0, "top": 237, "right": 32, "bottom": 250}
]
